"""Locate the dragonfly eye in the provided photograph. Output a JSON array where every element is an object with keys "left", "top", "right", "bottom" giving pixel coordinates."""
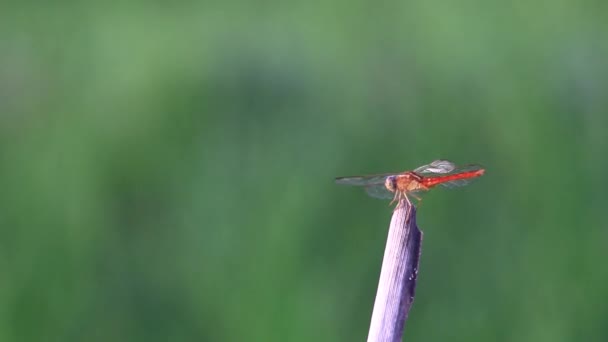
[{"left": 384, "top": 176, "right": 396, "bottom": 192}]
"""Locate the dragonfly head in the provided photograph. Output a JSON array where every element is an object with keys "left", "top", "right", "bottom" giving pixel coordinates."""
[{"left": 384, "top": 176, "right": 397, "bottom": 193}]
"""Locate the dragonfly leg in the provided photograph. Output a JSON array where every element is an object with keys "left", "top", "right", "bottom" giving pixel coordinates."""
[
  {"left": 389, "top": 191, "right": 399, "bottom": 206},
  {"left": 391, "top": 191, "right": 415, "bottom": 209},
  {"left": 393, "top": 193, "right": 412, "bottom": 217},
  {"left": 403, "top": 192, "right": 412, "bottom": 207},
  {"left": 392, "top": 191, "right": 410, "bottom": 208},
  {"left": 404, "top": 194, "right": 412, "bottom": 219}
]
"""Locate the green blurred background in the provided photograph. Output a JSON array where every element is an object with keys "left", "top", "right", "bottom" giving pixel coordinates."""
[{"left": 1, "top": 2, "right": 607, "bottom": 341}]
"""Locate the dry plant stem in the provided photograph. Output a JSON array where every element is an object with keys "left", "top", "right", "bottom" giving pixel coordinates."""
[{"left": 367, "top": 201, "right": 423, "bottom": 342}]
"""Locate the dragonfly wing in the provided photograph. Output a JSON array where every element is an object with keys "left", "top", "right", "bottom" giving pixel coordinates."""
[
  {"left": 451, "top": 164, "right": 484, "bottom": 173},
  {"left": 364, "top": 184, "right": 394, "bottom": 200},
  {"left": 335, "top": 173, "right": 393, "bottom": 186},
  {"left": 336, "top": 172, "right": 396, "bottom": 201},
  {"left": 414, "top": 160, "right": 456, "bottom": 174},
  {"left": 437, "top": 178, "right": 475, "bottom": 188}
]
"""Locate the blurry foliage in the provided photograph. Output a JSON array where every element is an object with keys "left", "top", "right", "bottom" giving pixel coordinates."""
[{"left": 1, "top": 1, "right": 607, "bottom": 341}]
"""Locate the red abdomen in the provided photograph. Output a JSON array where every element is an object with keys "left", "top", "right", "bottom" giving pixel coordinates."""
[{"left": 421, "top": 169, "right": 485, "bottom": 188}]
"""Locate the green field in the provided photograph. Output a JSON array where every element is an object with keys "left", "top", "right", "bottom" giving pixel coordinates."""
[{"left": 1, "top": 2, "right": 607, "bottom": 341}]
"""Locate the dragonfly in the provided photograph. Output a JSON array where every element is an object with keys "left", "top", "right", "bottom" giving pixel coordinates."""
[{"left": 335, "top": 160, "right": 485, "bottom": 207}]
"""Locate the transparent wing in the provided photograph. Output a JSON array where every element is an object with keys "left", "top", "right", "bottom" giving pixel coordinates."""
[
  {"left": 414, "top": 160, "right": 456, "bottom": 174},
  {"left": 437, "top": 178, "right": 476, "bottom": 188},
  {"left": 364, "top": 184, "right": 394, "bottom": 199},
  {"left": 451, "top": 164, "right": 484, "bottom": 173},
  {"left": 336, "top": 173, "right": 396, "bottom": 200},
  {"left": 335, "top": 173, "right": 395, "bottom": 187}
]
